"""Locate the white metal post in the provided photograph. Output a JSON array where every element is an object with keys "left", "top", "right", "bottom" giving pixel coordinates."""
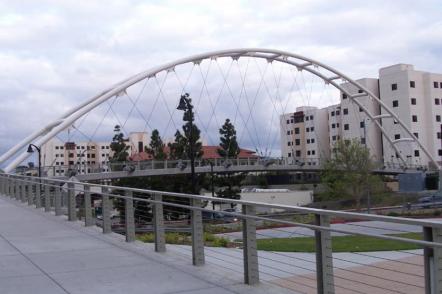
[{"left": 242, "top": 204, "right": 259, "bottom": 285}]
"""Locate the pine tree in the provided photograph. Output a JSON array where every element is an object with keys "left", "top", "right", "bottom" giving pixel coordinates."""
[
  {"left": 215, "top": 119, "right": 243, "bottom": 206},
  {"left": 109, "top": 125, "right": 129, "bottom": 163},
  {"left": 145, "top": 129, "right": 166, "bottom": 160},
  {"left": 218, "top": 119, "right": 240, "bottom": 158}
]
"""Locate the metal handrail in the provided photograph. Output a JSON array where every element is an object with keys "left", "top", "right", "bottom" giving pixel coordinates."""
[{"left": 5, "top": 173, "right": 442, "bottom": 230}]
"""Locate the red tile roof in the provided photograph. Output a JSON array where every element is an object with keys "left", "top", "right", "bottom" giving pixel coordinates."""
[{"left": 129, "top": 145, "right": 257, "bottom": 161}]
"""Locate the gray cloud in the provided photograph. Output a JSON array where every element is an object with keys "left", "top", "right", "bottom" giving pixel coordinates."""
[{"left": 1, "top": 0, "right": 441, "bottom": 166}]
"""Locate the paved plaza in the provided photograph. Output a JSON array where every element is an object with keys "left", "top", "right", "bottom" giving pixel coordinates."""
[{"left": 0, "top": 195, "right": 426, "bottom": 294}]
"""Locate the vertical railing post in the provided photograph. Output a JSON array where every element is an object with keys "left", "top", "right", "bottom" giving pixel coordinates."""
[
  {"left": 424, "top": 226, "right": 442, "bottom": 294},
  {"left": 315, "top": 214, "right": 335, "bottom": 294},
  {"left": 153, "top": 193, "right": 166, "bottom": 252},
  {"left": 242, "top": 204, "right": 259, "bottom": 285},
  {"left": 15, "top": 178, "right": 20, "bottom": 200},
  {"left": 67, "top": 182, "right": 76, "bottom": 221},
  {"left": 27, "top": 178, "right": 33, "bottom": 205},
  {"left": 54, "top": 183, "right": 62, "bottom": 216},
  {"left": 191, "top": 198, "right": 205, "bottom": 266},
  {"left": 44, "top": 180, "right": 51, "bottom": 212},
  {"left": 84, "top": 185, "right": 93, "bottom": 226},
  {"left": 101, "top": 186, "right": 112, "bottom": 233},
  {"left": 35, "top": 178, "right": 42, "bottom": 208},
  {"left": 124, "top": 190, "right": 135, "bottom": 242},
  {"left": 19, "top": 178, "right": 25, "bottom": 202}
]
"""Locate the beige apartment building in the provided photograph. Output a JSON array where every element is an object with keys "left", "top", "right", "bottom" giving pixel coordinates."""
[{"left": 280, "top": 64, "right": 442, "bottom": 168}]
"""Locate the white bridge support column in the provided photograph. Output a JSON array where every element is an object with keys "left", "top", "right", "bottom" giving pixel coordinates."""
[
  {"left": 242, "top": 204, "right": 259, "bottom": 285},
  {"left": 124, "top": 190, "right": 135, "bottom": 242},
  {"left": 153, "top": 194, "right": 165, "bottom": 252},
  {"left": 424, "top": 226, "right": 442, "bottom": 294},
  {"left": 191, "top": 198, "right": 205, "bottom": 266},
  {"left": 315, "top": 214, "right": 335, "bottom": 294}
]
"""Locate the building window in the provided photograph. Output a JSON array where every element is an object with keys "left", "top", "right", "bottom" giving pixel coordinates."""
[
  {"left": 306, "top": 127, "right": 309, "bottom": 132},
  {"left": 439, "top": 150, "right": 442, "bottom": 156},
  {"left": 343, "top": 108, "right": 348, "bottom": 115},
  {"left": 310, "top": 115, "right": 314, "bottom": 120},
  {"left": 410, "top": 81, "right": 415, "bottom": 88},
  {"left": 336, "top": 123, "right": 340, "bottom": 128},
  {"left": 392, "top": 100, "right": 399, "bottom": 107},
  {"left": 295, "top": 139, "right": 300, "bottom": 146},
  {"left": 360, "top": 121, "right": 365, "bottom": 128},
  {"left": 294, "top": 127, "right": 300, "bottom": 134},
  {"left": 55, "top": 146, "right": 59, "bottom": 150},
  {"left": 312, "top": 150, "right": 316, "bottom": 155},
  {"left": 288, "top": 152, "right": 291, "bottom": 157},
  {"left": 440, "top": 82, "right": 442, "bottom": 89},
  {"left": 358, "top": 89, "right": 363, "bottom": 93},
  {"left": 411, "top": 98, "right": 416, "bottom": 105},
  {"left": 437, "top": 115, "right": 441, "bottom": 122},
  {"left": 331, "top": 111, "right": 335, "bottom": 117},
  {"left": 342, "top": 93, "right": 347, "bottom": 99},
  {"left": 436, "top": 98, "right": 440, "bottom": 105},
  {"left": 413, "top": 132, "right": 419, "bottom": 138},
  {"left": 286, "top": 131, "right": 290, "bottom": 135},
  {"left": 306, "top": 116, "right": 309, "bottom": 121},
  {"left": 306, "top": 139, "right": 310, "bottom": 144},
  {"left": 395, "top": 134, "right": 400, "bottom": 140},
  {"left": 434, "top": 82, "right": 439, "bottom": 88},
  {"left": 359, "top": 107, "right": 363, "bottom": 112},
  {"left": 295, "top": 150, "right": 301, "bottom": 157},
  {"left": 361, "top": 138, "right": 366, "bottom": 144},
  {"left": 392, "top": 83, "right": 397, "bottom": 91},
  {"left": 311, "top": 138, "right": 315, "bottom": 143},
  {"left": 332, "top": 135, "right": 336, "bottom": 141},
  {"left": 344, "top": 124, "right": 349, "bottom": 130},
  {"left": 438, "top": 132, "right": 441, "bottom": 139},
  {"left": 331, "top": 123, "right": 335, "bottom": 129},
  {"left": 414, "top": 150, "right": 419, "bottom": 157},
  {"left": 336, "top": 110, "right": 340, "bottom": 115},
  {"left": 412, "top": 115, "right": 418, "bottom": 122},
  {"left": 311, "top": 127, "right": 315, "bottom": 131}
]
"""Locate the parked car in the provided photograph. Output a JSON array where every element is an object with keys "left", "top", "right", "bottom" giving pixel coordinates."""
[{"left": 417, "top": 194, "right": 442, "bottom": 208}]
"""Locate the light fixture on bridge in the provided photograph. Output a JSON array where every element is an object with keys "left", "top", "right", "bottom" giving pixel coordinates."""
[
  {"left": 223, "top": 160, "right": 232, "bottom": 168},
  {"left": 263, "top": 159, "right": 276, "bottom": 167},
  {"left": 123, "top": 165, "right": 136, "bottom": 173},
  {"left": 176, "top": 160, "right": 187, "bottom": 171}
]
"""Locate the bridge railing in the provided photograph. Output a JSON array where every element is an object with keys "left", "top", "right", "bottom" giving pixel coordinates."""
[
  {"left": 36, "top": 157, "right": 428, "bottom": 178},
  {"left": 1, "top": 173, "right": 441, "bottom": 293}
]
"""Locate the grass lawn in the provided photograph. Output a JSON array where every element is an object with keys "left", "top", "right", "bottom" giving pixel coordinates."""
[{"left": 256, "top": 232, "right": 422, "bottom": 252}]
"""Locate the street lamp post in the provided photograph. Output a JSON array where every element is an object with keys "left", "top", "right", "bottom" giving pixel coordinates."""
[
  {"left": 363, "top": 117, "right": 371, "bottom": 214},
  {"left": 177, "top": 93, "right": 197, "bottom": 194},
  {"left": 27, "top": 144, "right": 41, "bottom": 178}
]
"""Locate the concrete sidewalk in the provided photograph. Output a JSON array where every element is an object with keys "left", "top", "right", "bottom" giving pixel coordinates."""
[{"left": 0, "top": 196, "right": 291, "bottom": 294}]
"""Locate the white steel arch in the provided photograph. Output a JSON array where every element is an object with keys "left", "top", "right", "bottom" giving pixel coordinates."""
[{"left": 0, "top": 48, "right": 438, "bottom": 173}]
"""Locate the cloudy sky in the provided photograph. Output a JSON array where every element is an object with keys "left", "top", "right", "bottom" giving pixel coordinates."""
[{"left": 1, "top": 0, "right": 442, "bottom": 166}]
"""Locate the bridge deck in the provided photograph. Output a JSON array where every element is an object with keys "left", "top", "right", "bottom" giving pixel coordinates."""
[{"left": 0, "top": 196, "right": 288, "bottom": 294}]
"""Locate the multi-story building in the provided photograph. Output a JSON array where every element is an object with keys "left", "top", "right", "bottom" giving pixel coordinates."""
[
  {"left": 339, "top": 78, "right": 383, "bottom": 162},
  {"left": 280, "top": 106, "right": 329, "bottom": 166},
  {"left": 41, "top": 132, "right": 150, "bottom": 176},
  {"left": 280, "top": 64, "right": 442, "bottom": 168},
  {"left": 379, "top": 64, "right": 442, "bottom": 167}
]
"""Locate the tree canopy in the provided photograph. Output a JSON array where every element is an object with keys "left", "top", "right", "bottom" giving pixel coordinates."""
[
  {"left": 320, "top": 139, "right": 384, "bottom": 209},
  {"left": 109, "top": 125, "right": 129, "bottom": 162},
  {"left": 145, "top": 129, "right": 166, "bottom": 160},
  {"left": 218, "top": 118, "right": 240, "bottom": 158}
]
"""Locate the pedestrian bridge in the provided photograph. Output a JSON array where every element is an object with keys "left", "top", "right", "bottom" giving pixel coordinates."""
[
  {"left": 41, "top": 157, "right": 428, "bottom": 181},
  {"left": 1, "top": 173, "right": 442, "bottom": 294}
]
